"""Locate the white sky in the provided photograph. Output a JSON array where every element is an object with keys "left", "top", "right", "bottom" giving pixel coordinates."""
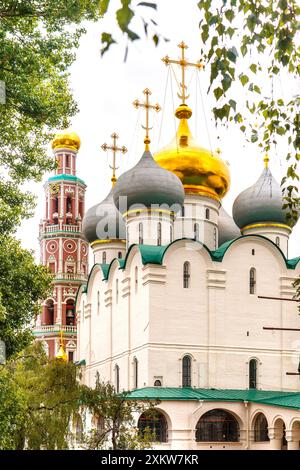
[{"left": 17, "top": 0, "right": 300, "bottom": 258}]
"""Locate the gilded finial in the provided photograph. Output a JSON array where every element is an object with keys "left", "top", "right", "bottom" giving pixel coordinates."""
[
  {"left": 264, "top": 153, "right": 269, "bottom": 169},
  {"left": 162, "top": 41, "right": 204, "bottom": 118},
  {"left": 133, "top": 88, "right": 161, "bottom": 151},
  {"left": 56, "top": 330, "right": 67, "bottom": 361},
  {"left": 101, "top": 133, "right": 127, "bottom": 186},
  {"left": 215, "top": 147, "right": 221, "bottom": 156}
]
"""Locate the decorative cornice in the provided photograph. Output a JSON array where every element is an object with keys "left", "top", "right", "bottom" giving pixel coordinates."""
[{"left": 242, "top": 222, "right": 292, "bottom": 233}]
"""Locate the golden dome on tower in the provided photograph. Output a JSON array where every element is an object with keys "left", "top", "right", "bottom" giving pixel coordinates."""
[
  {"left": 154, "top": 104, "right": 230, "bottom": 200},
  {"left": 52, "top": 131, "right": 81, "bottom": 151}
]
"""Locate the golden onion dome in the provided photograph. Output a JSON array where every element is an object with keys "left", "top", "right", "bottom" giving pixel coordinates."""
[
  {"left": 56, "top": 343, "right": 67, "bottom": 362},
  {"left": 154, "top": 104, "right": 230, "bottom": 200},
  {"left": 52, "top": 131, "right": 81, "bottom": 151}
]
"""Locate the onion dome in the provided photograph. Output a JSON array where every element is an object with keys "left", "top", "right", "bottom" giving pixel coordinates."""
[
  {"left": 232, "top": 156, "right": 297, "bottom": 230},
  {"left": 154, "top": 104, "right": 230, "bottom": 201},
  {"left": 82, "top": 188, "right": 125, "bottom": 244},
  {"left": 218, "top": 206, "right": 241, "bottom": 246},
  {"left": 113, "top": 150, "right": 185, "bottom": 214},
  {"left": 52, "top": 131, "right": 81, "bottom": 151}
]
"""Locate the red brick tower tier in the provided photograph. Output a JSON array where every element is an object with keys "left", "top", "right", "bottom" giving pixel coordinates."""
[{"left": 34, "top": 132, "right": 88, "bottom": 361}]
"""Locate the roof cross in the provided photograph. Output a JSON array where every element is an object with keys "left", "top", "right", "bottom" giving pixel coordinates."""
[
  {"left": 101, "top": 133, "right": 127, "bottom": 186},
  {"left": 133, "top": 88, "right": 161, "bottom": 151},
  {"left": 162, "top": 41, "right": 204, "bottom": 104}
]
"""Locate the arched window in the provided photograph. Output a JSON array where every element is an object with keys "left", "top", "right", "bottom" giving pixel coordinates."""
[
  {"left": 213, "top": 227, "right": 217, "bottom": 249},
  {"left": 254, "top": 413, "right": 269, "bottom": 442},
  {"left": 65, "top": 154, "right": 70, "bottom": 168},
  {"left": 66, "top": 196, "right": 72, "bottom": 213},
  {"left": 182, "top": 355, "right": 192, "bottom": 387},
  {"left": 133, "top": 357, "right": 138, "bottom": 389},
  {"left": 118, "top": 251, "right": 122, "bottom": 259},
  {"left": 66, "top": 299, "right": 75, "bottom": 326},
  {"left": 194, "top": 223, "right": 199, "bottom": 241},
  {"left": 276, "top": 236, "right": 280, "bottom": 247},
  {"left": 115, "top": 364, "right": 120, "bottom": 393},
  {"left": 183, "top": 261, "right": 190, "bottom": 288},
  {"left": 249, "top": 358, "right": 258, "bottom": 389},
  {"left": 54, "top": 197, "right": 59, "bottom": 213},
  {"left": 102, "top": 251, "right": 107, "bottom": 264},
  {"left": 205, "top": 208, "right": 210, "bottom": 220},
  {"left": 182, "top": 205, "right": 185, "bottom": 217},
  {"left": 157, "top": 222, "right": 162, "bottom": 246},
  {"left": 249, "top": 268, "right": 256, "bottom": 294},
  {"left": 138, "top": 410, "right": 168, "bottom": 443},
  {"left": 196, "top": 409, "right": 240, "bottom": 442},
  {"left": 154, "top": 379, "right": 162, "bottom": 387},
  {"left": 135, "top": 266, "right": 138, "bottom": 293},
  {"left": 44, "top": 299, "right": 54, "bottom": 325},
  {"left": 138, "top": 223, "right": 143, "bottom": 244},
  {"left": 170, "top": 226, "right": 173, "bottom": 243}
]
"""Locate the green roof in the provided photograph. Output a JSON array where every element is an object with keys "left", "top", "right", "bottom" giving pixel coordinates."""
[
  {"left": 48, "top": 174, "right": 86, "bottom": 185},
  {"left": 127, "top": 387, "right": 300, "bottom": 410}
]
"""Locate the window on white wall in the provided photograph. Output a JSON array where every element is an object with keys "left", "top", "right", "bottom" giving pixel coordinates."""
[
  {"left": 115, "top": 364, "right": 120, "bottom": 393},
  {"left": 183, "top": 262, "right": 190, "bottom": 288},
  {"left": 213, "top": 227, "right": 217, "bottom": 249},
  {"left": 116, "top": 279, "right": 119, "bottom": 304},
  {"left": 249, "top": 358, "right": 258, "bottom": 389},
  {"left": 205, "top": 208, "right": 210, "bottom": 220},
  {"left": 182, "top": 355, "right": 192, "bottom": 387},
  {"left": 194, "top": 223, "right": 199, "bottom": 241},
  {"left": 135, "top": 266, "right": 138, "bottom": 293},
  {"left": 170, "top": 226, "right": 173, "bottom": 243},
  {"left": 138, "top": 223, "right": 143, "bottom": 244},
  {"left": 102, "top": 251, "right": 107, "bottom": 264},
  {"left": 276, "top": 236, "right": 280, "bottom": 247},
  {"left": 249, "top": 268, "right": 256, "bottom": 294},
  {"left": 157, "top": 222, "right": 162, "bottom": 246},
  {"left": 97, "top": 291, "right": 100, "bottom": 315},
  {"left": 133, "top": 357, "right": 138, "bottom": 389}
]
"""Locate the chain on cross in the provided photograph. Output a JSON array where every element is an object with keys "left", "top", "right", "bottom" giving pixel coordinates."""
[
  {"left": 133, "top": 88, "right": 161, "bottom": 151},
  {"left": 101, "top": 133, "right": 127, "bottom": 186},
  {"left": 162, "top": 41, "right": 204, "bottom": 105}
]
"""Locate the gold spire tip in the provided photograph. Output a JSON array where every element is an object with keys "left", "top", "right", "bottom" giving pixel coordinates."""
[{"left": 264, "top": 154, "right": 269, "bottom": 168}]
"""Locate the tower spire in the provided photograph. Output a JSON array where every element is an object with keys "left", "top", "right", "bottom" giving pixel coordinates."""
[
  {"left": 133, "top": 88, "right": 161, "bottom": 151},
  {"left": 101, "top": 133, "right": 127, "bottom": 186},
  {"left": 264, "top": 153, "right": 270, "bottom": 169},
  {"left": 162, "top": 41, "right": 204, "bottom": 106}
]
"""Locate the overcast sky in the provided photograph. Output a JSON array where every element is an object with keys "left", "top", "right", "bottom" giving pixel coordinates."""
[{"left": 17, "top": 0, "right": 300, "bottom": 259}]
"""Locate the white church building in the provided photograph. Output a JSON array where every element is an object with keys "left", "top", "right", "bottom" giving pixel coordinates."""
[{"left": 76, "top": 71, "right": 300, "bottom": 450}]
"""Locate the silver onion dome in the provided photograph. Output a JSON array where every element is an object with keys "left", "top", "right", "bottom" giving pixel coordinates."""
[
  {"left": 82, "top": 188, "right": 125, "bottom": 244},
  {"left": 218, "top": 206, "right": 241, "bottom": 246},
  {"left": 232, "top": 164, "right": 296, "bottom": 229},
  {"left": 113, "top": 150, "right": 185, "bottom": 213}
]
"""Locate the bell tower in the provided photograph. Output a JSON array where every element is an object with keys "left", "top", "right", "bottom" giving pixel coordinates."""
[{"left": 34, "top": 132, "right": 89, "bottom": 360}]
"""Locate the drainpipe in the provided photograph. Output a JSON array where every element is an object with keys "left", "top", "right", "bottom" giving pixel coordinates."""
[{"left": 244, "top": 401, "right": 249, "bottom": 450}]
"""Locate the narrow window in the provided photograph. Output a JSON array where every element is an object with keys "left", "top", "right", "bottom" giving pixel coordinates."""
[
  {"left": 118, "top": 251, "right": 122, "bottom": 259},
  {"left": 170, "top": 226, "right": 173, "bottom": 243},
  {"left": 182, "top": 205, "right": 185, "bottom": 217},
  {"left": 183, "top": 261, "right": 190, "bottom": 288},
  {"left": 276, "top": 236, "right": 280, "bottom": 247},
  {"left": 249, "top": 359, "right": 258, "bottom": 389},
  {"left": 116, "top": 279, "right": 119, "bottom": 304},
  {"left": 205, "top": 208, "right": 210, "bottom": 220},
  {"left": 68, "top": 351, "right": 74, "bottom": 362},
  {"left": 135, "top": 266, "right": 138, "bottom": 293},
  {"left": 213, "top": 227, "right": 217, "bottom": 249},
  {"left": 252, "top": 249, "right": 255, "bottom": 255},
  {"left": 54, "top": 197, "right": 59, "bottom": 213},
  {"left": 66, "top": 154, "right": 70, "bottom": 168},
  {"left": 97, "top": 291, "right": 100, "bottom": 315},
  {"left": 249, "top": 268, "right": 256, "bottom": 294},
  {"left": 138, "top": 223, "right": 143, "bottom": 244},
  {"left": 115, "top": 365, "right": 120, "bottom": 393},
  {"left": 157, "top": 222, "right": 162, "bottom": 246},
  {"left": 133, "top": 357, "right": 138, "bottom": 389},
  {"left": 102, "top": 251, "right": 107, "bottom": 264},
  {"left": 66, "top": 196, "right": 72, "bottom": 213},
  {"left": 182, "top": 355, "right": 192, "bottom": 387},
  {"left": 194, "top": 223, "right": 199, "bottom": 241}
]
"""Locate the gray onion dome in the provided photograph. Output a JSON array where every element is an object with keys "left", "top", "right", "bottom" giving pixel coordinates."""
[
  {"left": 113, "top": 150, "right": 185, "bottom": 213},
  {"left": 218, "top": 206, "right": 241, "bottom": 246},
  {"left": 82, "top": 188, "right": 125, "bottom": 243},
  {"left": 232, "top": 164, "right": 296, "bottom": 229}
]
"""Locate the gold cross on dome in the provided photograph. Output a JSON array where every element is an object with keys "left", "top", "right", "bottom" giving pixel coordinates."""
[
  {"left": 162, "top": 41, "right": 204, "bottom": 104},
  {"left": 133, "top": 88, "right": 161, "bottom": 151},
  {"left": 101, "top": 133, "right": 127, "bottom": 186}
]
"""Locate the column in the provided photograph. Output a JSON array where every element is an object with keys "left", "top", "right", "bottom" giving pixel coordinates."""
[
  {"left": 286, "top": 429, "right": 300, "bottom": 450},
  {"left": 268, "top": 428, "right": 283, "bottom": 450}
]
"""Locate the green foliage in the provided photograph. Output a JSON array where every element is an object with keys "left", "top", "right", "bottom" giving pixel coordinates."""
[
  {"left": 198, "top": 0, "right": 300, "bottom": 218},
  {"left": 0, "top": 235, "right": 52, "bottom": 357},
  {"left": 81, "top": 372, "right": 157, "bottom": 450}
]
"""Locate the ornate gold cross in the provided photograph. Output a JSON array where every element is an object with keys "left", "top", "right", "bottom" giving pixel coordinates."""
[
  {"left": 133, "top": 88, "right": 161, "bottom": 151},
  {"left": 162, "top": 41, "right": 204, "bottom": 104},
  {"left": 101, "top": 133, "right": 127, "bottom": 186}
]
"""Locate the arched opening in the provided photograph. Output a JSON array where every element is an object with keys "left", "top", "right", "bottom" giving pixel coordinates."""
[
  {"left": 249, "top": 358, "right": 258, "bottom": 389},
  {"left": 154, "top": 379, "right": 162, "bottom": 387},
  {"left": 276, "top": 236, "right": 280, "bottom": 247},
  {"left": 115, "top": 364, "right": 120, "bottom": 393},
  {"left": 170, "top": 226, "right": 173, "bottom": 243},
  {"left": 196, "top": 409, "right": 240, "bottom": 442},
  {"left": 249, "top": 267, "right": 256, "bottom": 294},
  {"left": 273, "top": 418, "right": 287, "bottom": 450},
  {"left": 66, "top": 299, "right": 75, "bottom": 326},
  {"left": 138, "top": 410, "right": 168, "bottom": 443},
  {"left": 213, "top": 227, "right": 217, "bottom": 249},
  {"left": 183, "top": 261, "right": 190, "bottom": 288},
  {"left": 194, "top": 223, "right": 199, "bottom": 241},
  {"left": 205, "top": 208, "right": 210, "bottom": 220},
  {"left": 290, "top": 421, "right": 300, "bottom": 450},
  {"left": 133, "top": 357, "right": 138, "bottom": 389},
  {"left": 138, "top": 222, "right": 143, "bottom": 244},
  {"left": 102, "top": 251, "right": 107, "bottom": 264},
  {"left": 253, "top": 413, "right": 269, "bottom": 442},
  {"left": 118, "top": 251, "right": 122, "bottom": 259},
  {"left": 182, "top": 355, "right": 192, "bottom": 387},
  {"left": 157, "top": 222, "right": 162, "bottom": 246},
  {"left": 44, "top": 299, "right": 54, "bottom": 325}
]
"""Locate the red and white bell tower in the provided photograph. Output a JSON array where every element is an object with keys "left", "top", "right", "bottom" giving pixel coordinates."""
[{"left": 34, "top": 132, "right": 88, "bottom": 360}]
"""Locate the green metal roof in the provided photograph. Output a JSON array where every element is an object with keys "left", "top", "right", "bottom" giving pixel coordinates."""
[
  {"left": 127, "top": 387, "right": 300, "bottom": 410},
  {"left": 48, "top": 174, "right": 86, "bottom": 185}
]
